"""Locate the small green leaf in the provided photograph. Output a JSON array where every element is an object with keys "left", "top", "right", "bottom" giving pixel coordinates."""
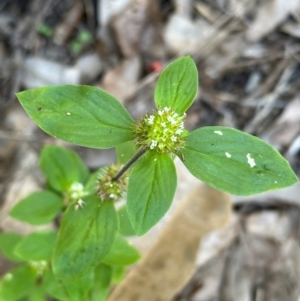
[
  {"left": 127, "top": 151, "right": 177, "bottom": 235},
  {"left": 103, "top": 235, "right": 140, "bottom": 266},
  {"left": 27, "top": 285, "right": 45, "bottom": 301},
  {"left": 40, "top": 145, "right": 89, "bottom": 193},
  {"left": 14, "top": 231, "right": 57, "bottom": 261},
  {"left": 0, "top": 265, "right": 36, "bottom": 301},
  {"left": 154, "top": 56, "right": 198, "bottom": 114},
  {"left": 117, "top": 205, "right": 136, "bottom": 236},
  {"left": 10, "top": 191, "right": 62, "bottom": 225},
  {"left": 182, "top": 126, "right": 298, "bottom": 195},
  {"left": 111, "top": 265, "right": 125, "bottom": 284},
  {"left": 115, "top": 141, "right": 138, "bottom": 164},
  {"left": 52, "top": 195, "right": 118, "bottom": 283},
  {"left": 16, "top": 85, "right": 135, "bottom": 148},
  {"left": 43, "top": 270, "right": 68, "bottom": 301},
  {"left": 0, "top": 233, "right": 23, "bottom": 262},
  {"left": 90, "top": 264, "right": 112, "bottom": 301},
  {"left": 65, "top": 272, "right": 94, "bottom": 301}
]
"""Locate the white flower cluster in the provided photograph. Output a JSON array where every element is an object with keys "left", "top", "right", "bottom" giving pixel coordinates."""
[
  {"left": 68, "top": 182, "right": 87, "bottom": 200},
  {"left": 145, "top": 106, "right": 185, "bottom": 152}
]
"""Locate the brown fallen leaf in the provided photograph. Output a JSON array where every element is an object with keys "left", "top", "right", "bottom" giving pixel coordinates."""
[{"left": 107, "top": 183, "right": 231, "bottom": 301}]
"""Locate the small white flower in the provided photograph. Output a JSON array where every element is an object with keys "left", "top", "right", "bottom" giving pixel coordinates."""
[
  {"left": 158, "top": 110, "right": 164, "bottom": 116},
  {"left": 70, "top": 183, "right": 84, "bottom": 191},
  {"left": 180, "top": 122, "right": 184, "bottom": 129},
  {"left": 147, "top": 115, "right": 155, "bottom": 125},
  {"left": 163, "top": 128, "right": 168, "bottom": 134},
  {"left": 161, "top": 122, "right": 166, "bottom": 127},
  {"left": 167, "top": 116, "right": 176, "bottom": 124},
  {"left": 164, "top": 107, "right": 170, "bottom": 112},
  {"left": 150, "top": 140, "right": 158, "bottom": 149},
  {"left": 75, "top": 199, "right": 86, "bottom": 210},
  {"left": 109, "top": 193, "right": 116, "bottom": 199},
  {"left": 173, "top": 113, "right": 178, "bottom": 118},
  {"left": 171, "top": 136, "right": 177, "bottom": 142},
  {"left": 176, "top": 129, "right": 183, "bottom": 135}
]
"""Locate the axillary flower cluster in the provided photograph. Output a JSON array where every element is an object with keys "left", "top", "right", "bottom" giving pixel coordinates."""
[
  {"left": 96, "top": 165, "right": 129, "bottom": 201},
  {"left": 133, "top": 107, "right": 186, "bottom": 154}
]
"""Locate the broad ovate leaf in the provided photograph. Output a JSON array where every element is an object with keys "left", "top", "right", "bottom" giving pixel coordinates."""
[
  {"left": 52, "top": 195, "right": 118, "bottom": 283},
  {"left": 40, "top": 145, "right": 89, "bottom": 192},
  {"left": 14, "top": 230, "right": 57, "bottom": 261},
  {"left": 10, "top": 190, "right": 62, "bottom": 225},
  {"left": 154, "top": 56, "right": 198, "bottom": 114},
  {"left": 17, "top": 85, "right": 135, "bottom": 148},
  {"left": 127, "top": 151, "right": 177, "bottom": 235},
  {"left": 181, "top": 126, "right": 298, "bottom": 195},
  {"left": 102, "top": 235, "right": 140, "bottom": 266}
]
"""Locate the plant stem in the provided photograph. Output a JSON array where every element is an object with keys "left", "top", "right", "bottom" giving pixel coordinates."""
[{"left": 112, "top": 148, "right": 147, "bottom": 181}]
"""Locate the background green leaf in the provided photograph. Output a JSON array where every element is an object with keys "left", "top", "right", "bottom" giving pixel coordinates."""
[
  {"left": 154, "top": 56, "right": 198, "bottom": 114},
  {"left": 182, "top": 126, "right": 298, "bottom": 195},
  {"left": 10, "top": 190, "right": 62, "bottom": 225},
  {"left": 84, "top": 168, "right": 102, "bottom": 196},
  {"left": 117, "top": 205, "right": 136, "bottom": 236},
  {"left": 14, "top": 230, "right": 57, "bottom": 261},
  {"left": 44, "top": 268, "right": 93, "bottom": 301},
  {"left": 0, "top": 233, "right": 23, "bottom": 262},
  {"left": 0, "top": 266, "right": 36, "bottom": 301},
  {"left": 43, "top": 270, "right": 69, "bottom": 301},
  {"left": 111, "top": 266, "right": 125, "bottom": 284},
  {"left": 52, "top": 195, "right": 118, "bottom": 283},
  {"left": 40, "top": 145, "right": 89, "bottom": 192},
  {"left": 127, "top": 151, "right": 177, "bottom": 235},
  {"left": 102, "top": 235, "right": 140, "bottom": 266},
  {"left": 64, "top": 272, "right": 94, "bottom": 301},
  {"left": 90, "top": 264, "right": 112, "bottom": 301},
  {"left": 115, "top": 141, "right": 138, "bottom": 164},
  {"left": 17, "top": 85, "right": 134, "bottom": 148}
]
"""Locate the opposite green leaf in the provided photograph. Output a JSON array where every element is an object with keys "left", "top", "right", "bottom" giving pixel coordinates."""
[
  {"left": 17, "top": 85, "right": 135, "bottom": 148},
  {"left": 52, "top": 195, "right": 118, "bottom": 283},
  {"left": 40, "top": 145, "right": 89, "bottom": 192},
  {"left": 181, "top": 126, "right": 298, "bottom": 195},
  {"left": 103, "top": 235, "right": 140, "bottom": 266},
  {"left": 127, "top": 151, "right": 177, "bottom": 235},
  {"left": 154, "top": 56, "right": 198, "bottom": 114},
  {"left": 0, "top": 265, "right": 36, "bottom": 301},
  {"left": 10, "top": 190, "right": 62, "bottom": 225},
  {"left": 14, "top": 230, "right": 57, "bottom": 261}
]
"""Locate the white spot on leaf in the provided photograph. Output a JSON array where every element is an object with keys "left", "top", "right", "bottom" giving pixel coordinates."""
[
  {"left": 246, "top": 153, "right": 256, "bottom": 168},
  {"left": 66, "top": 112, "right": 71, "bottom": 116},
  {"left": 214, "top": 130, "right": 223, "bottom": 135},
  {"left": 225, "top": 152, "right": 231, "bottom": 158}
]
